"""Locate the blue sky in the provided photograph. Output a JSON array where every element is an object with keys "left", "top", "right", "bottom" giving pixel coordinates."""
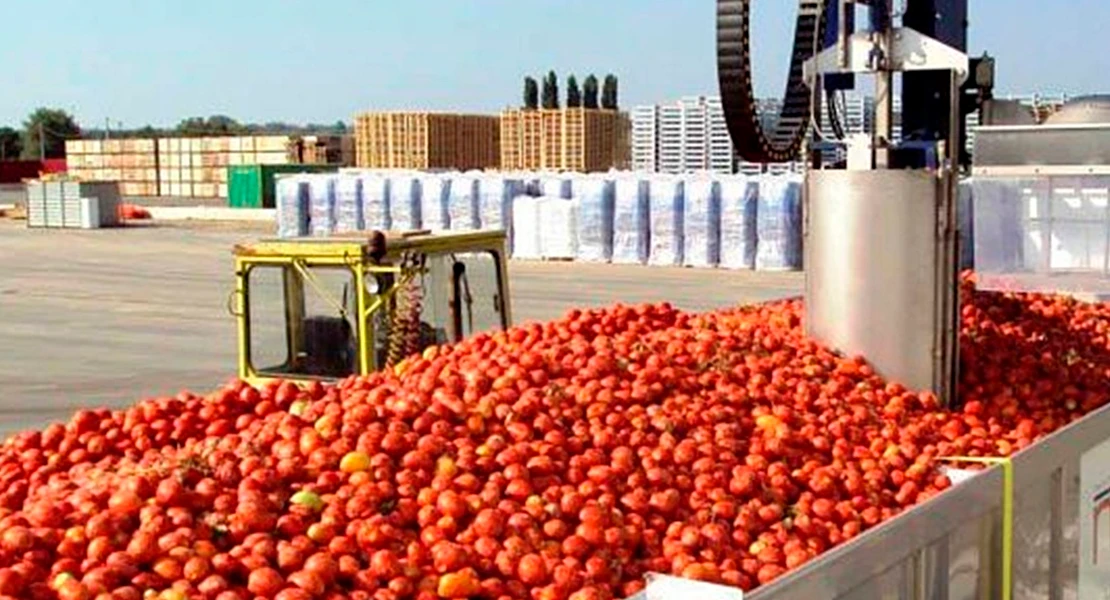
[{"left": 2, "top": 0, "right": 1107, "bottom": 128}]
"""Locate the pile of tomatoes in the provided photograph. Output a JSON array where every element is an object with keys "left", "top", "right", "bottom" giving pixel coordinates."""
[{"left": 1, "top": 274, "right": 1109, "bottom": 600}]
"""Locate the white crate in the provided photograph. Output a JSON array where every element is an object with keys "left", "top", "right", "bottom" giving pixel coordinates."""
[{"left": 25, "top": 180, "right": 120, "bottom": 229}]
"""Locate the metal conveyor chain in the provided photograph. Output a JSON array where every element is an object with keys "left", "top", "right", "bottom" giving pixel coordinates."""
[{"left": 717, "top": 0, "right": 828, "bottom": 163}]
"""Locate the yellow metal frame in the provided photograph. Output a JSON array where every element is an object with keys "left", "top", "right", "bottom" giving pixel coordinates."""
[
  {"left": 232, "top": 230, "right": 511, "bottom": 386},
  {"left": 941, "top": 456, "right": 1014, "bottom": 599}
]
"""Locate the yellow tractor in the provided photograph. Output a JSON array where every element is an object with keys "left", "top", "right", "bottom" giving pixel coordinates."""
[{"left": 230, "top": 230, "right": 512, "bottom": 385}]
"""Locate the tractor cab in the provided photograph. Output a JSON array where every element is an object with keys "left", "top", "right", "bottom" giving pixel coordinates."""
[{"left": 230, "top": 230, "right": 512, "bottom": 385}]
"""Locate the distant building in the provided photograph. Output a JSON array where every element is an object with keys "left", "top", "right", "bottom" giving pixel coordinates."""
[
  {"left": 635, "top": 91, "right": 1070, "bottom": 172},
  {"left": 630, "top": 105, "right": 659, "bottom": 172},
  {"left": 632, "top": 96, "right": 737, "bottom": 175}
]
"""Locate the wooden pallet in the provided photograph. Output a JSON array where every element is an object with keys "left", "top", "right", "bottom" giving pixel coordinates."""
[
  {"left": 354, "top": 112, "right": 500, "bottom": 170},
  {"left": 499, "top": 108, "right": 627, "bottom": 173}
]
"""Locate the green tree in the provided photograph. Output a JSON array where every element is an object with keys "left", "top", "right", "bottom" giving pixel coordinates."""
[
  {"left": 0, "top": 127, "right": 21, "bottom": 160},
  {"left": 523, "top": 76, "right": 539, "bottom": 110},
  {"left": 601, "top": 74, "right": 619, "bottom": 110},
  {"left": 257, "top": 121, "right": 290, "bottom": 134},
  {"left": 566, "top": 75, "right": 582, "bottom": 108},
  {"left": 332, "top": 120, "right": 348, "bottom": 134},
  {"left": 176, "top": 117, "right": 208, "bottom": 136},
  {"left": 22, "top": 108, "right": 81, "bottom": 159},
  {"left": 176, "top": 115, "right": 245, "bottom": 136},
  {"left": 205, "top": 115, "right": 243, "bottom": 134},
  {"left": 541, "top": 71, "right": 560, "bottom": 109},
  {"left": 583, "top": 75, "right": 600, "bottom": 109},
  {"left": 134, "top": 125, "right": 159, "bottom": 138}
]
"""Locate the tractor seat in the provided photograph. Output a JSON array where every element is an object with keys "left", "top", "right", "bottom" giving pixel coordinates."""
[{"left": 302, "top": 316, "right": 355, "bottom": 377}]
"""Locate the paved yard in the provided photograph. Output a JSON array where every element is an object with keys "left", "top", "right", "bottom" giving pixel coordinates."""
[{"left": 0, "top": 219, "right": 801, "bottom": 437}]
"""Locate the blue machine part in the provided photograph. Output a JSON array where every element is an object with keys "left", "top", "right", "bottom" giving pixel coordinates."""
[{"left": 891, "top": 140, "right": 941, "bottom": 170}]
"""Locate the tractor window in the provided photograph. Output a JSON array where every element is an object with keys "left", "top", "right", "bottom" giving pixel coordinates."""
[
  {"left": 299, "top": 265, "right": 359, "bottom": 378},
  {"left": 370, "top": 267, "right": 452, "bottom": 369},
  {"left": 246, "top": 265, "right": 289, "bottom": 372},
  {"left": 246, "top": 263, "right": 358, "bottom": 379},
  {"left": 448, "top": 251, "right": 506, "bottom": 339}
]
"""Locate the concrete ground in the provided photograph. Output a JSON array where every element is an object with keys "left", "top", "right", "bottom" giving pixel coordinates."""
[{"left": 0, "top": 219, "right": 801, "bottom": 439}]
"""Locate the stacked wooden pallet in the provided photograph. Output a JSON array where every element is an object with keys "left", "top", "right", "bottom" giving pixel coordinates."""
[
  {"left": 64, "top": 139, "right": 158, "bottom": 196},
  {"left": 500, "top": 110, "right": 544, "bottom": 171},
  {"left": 157, "top": 135, "right": 293, "bottom": 198},
  {"left": 353, "top": 112, "right": 500, "bottom": 170},
  {"left": 297, "top": 134, "right": 350, "bottom": 165},
  {"left": 499, "top": 108, "right": 630, "bottom": 173}
]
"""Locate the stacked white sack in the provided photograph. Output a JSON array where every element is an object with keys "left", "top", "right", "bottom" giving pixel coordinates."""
[
  {"left": 448, "top": 175, "right": 481, "bottom": 231},
  {"left": 420, "top": 174, "right": 452, "bottom": 232},
  {"left": 575, "top": 178, "right": 616, "bottom": 262},
  {"left": 308, "top": 174, "right": 337, "bottom": 237},
  {"left": 388, "top": 175, "right": 423, "bottom": 231},
  {"left": 360, "top": 173, "right": 391, "bottom": 231},
  {"left": 539, "top": 176, "right": 573, "bottom": 199},
  {"left": 334, "top": 175, "right": 363, "bottom": 233},
  {"left": 719, "top": 175, "right": 759, "bottom": 270},
  {"left": 611, "top": 177, "right": 650, "bottom": 265},
  {"left": 648, "top": 176, "right": 685, "bottom": 266},
  {"left": 510, "top": 196, "right": 542, "bottom": 259},
  {"left": 276, "top": 176, "right": 311, "bottom": 238},
  {"left": 755, "top": 174, "right": 803, "bottom": 270},
  {"left": 538, "top": 197, "right": 579, "bottom": 259},
  {"left": 682, "top": 177, "right": 722, "bottom": 268},
  {"left": 478, "top": 176, "right": 523, "bottom": 252}
]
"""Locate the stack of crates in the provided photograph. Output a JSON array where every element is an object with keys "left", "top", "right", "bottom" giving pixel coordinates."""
[{"left": 26, "top": 179, "right": 120, "bottom": 229}]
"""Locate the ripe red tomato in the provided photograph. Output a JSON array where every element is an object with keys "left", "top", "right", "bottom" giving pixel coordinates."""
[
  {"left": 0, "top": 277, "right": 1106, "bottom": 598},
  {"left": 247, "top": 567, "right": 283, "bottom": 596}
]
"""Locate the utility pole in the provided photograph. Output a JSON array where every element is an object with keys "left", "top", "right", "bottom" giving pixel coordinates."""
[
  {"left": 105, "top": 117, "right": 111, "bottom": 141},
  {"left": 38, "top": 123, "right": 45, "bottom": 160}
]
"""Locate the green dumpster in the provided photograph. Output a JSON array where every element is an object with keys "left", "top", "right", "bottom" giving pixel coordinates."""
[{"left": 227, "top": 164, "right": 339, "bottom": 209}]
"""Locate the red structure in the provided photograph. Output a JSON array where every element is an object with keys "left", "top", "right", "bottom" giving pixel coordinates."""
[
  {"left": 41, "top": 159, "right": 67, "bottom": 174},
  {"left": 0, "top": 159, "right": 67, "bottom": 183}
]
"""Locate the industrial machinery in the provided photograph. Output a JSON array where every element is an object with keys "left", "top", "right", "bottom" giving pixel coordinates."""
[
  {"left": 972, "top": 95, "right": 1110, "bottom": 301},
  {"left": 230, "top": 229, "right": 512, "bottom": 385},
  {"left": 719, "top": 0, "right": 993, "bottom": 405},
  {"left": 703, "top": 1, "right": 1110, "bottom": 599}
]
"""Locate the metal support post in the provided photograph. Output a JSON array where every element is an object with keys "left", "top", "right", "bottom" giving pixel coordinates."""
[{"left": 873, "top": 3, "right": 894, "bottom": 169}]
